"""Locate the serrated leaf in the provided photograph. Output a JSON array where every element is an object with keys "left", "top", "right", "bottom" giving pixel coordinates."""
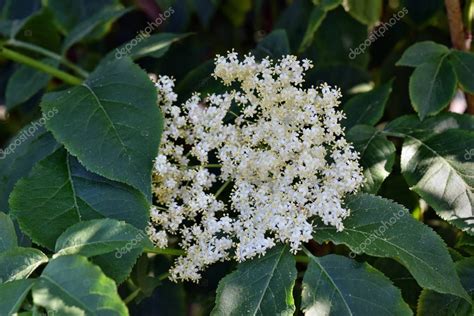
[
  {"left": 342, "top": 0, "right": 382, "bottom": 26},
  {"left": 211, "top": 245, "right": 297, "bottom": 316},
  {"left": 301, "top": 254, "right": 412, "bottom": 315},
  {"left": 418, "top": 257, "right": 474, "bottom": 315},
  {"left": 397, "top": 41, "right": 449, "bottom": 67},
  {"left": 449, "top": 50, "right": 474, "bottom": 94},
  {"left": 347, "top": 125, "right": 395, "bottom": 193},
  {"left": 408, "top": 56, "right": 457, "bottom": 119},
  {"left": 5, "top": 59, "right": 57, "bottom": 110},
  {"left": 0, "top": 124, "right": 60, "bottom": 212},
  {"left": 55, "top": 218, "right": 149, "bottom": 256},
  {"left": 313, "top": 193, "right": 470, "bottom": 302},
  {"left": 372, "top": 258, "right": 421, "bottom": 309},
  {"left": 55, "top": 219, "right": 150, "bottom": 283},
  {"left": 400, "top": 129, "right": 474, "bottom": 234},
  {"left": 0, "top": 212, "right": 17, "bottom": 251},
  {"left": 32, "top": 255, "right": 128, "bottom": 315},
  {"left": 0, "top": 247, "right": 48, "bottom": 283},
  {"left": 384, "top": 113, "right": 474, "bottom": 137},
  {"left": 252, "top": 29, "right": 290, "bottom": 60},
  {"left": 343, "top": 81, "right": 392, "bottom": 129},
  {"left": 41, "top": 57, "right": 162, "bottom": 200},
  {"left": 0, "top": 279, "right": 35, "bottom": 315},
  {"left": 384, "top": 114, "right": 474, "bottom": 233},
  {"left": 62, "top": 5, "right": 131, "bottom": 53},
  {"left": 10, "top": 148, "right": 149, "bottom": 250}
]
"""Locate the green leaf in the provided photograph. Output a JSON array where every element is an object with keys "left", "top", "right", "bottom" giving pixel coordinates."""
[
  {"left": 12, "top": 9, "right": 61, "bottom": 53},
  {"left": 449, "top": 50, "right": 474, "bottom": 94},
  {"left": 347, "top": 125, "right": 395, "bottom": 193},
  {"left": 110, "top": 33, "right": 190, "bottom": 61},
  {"left": 310, "top": 8, "right": 369, "bottom": 67},
  {"left": 384, "top": 113, "right": 474, "bottom": 137},
  {"left": 384, "top": 114, "right": 474, "bottom": 233},
  {"left": 55, "top": 218, "right": 149, "bottom": 256},
  {"left": 306, "top": 64, "right": 371, "bottom": 97},
  {"left": 211, "top": 245, "right": 297, "bottom": 316},
  {"left": 397, "top": 41, "right": 450, "bottom": 67},
  {"left": 298, "top": 7, "right": 327, "bottom": 53},
  {"left": 32, "top": 255, "right": 128, "bottom": 315},
  {"left": 0, "top": 124, "right": 60, "bottom": 212},
  {"left": 418, "top": 257, "right": 474, "bottom": 315},
  {"left": 10, "top": 148, "right": 149, "bottom": 250},
  {"left": 62, "top": 5, "right": 131, "bottom": 53},
  {"left": 0, "top": 212, "right": 17, "bottom": 251},
  {"left": 301, "top": 254, "right": 412, "bottom": 315},
  {"left": 342, "top": 0, "right": 382, "bottom": 26},
  {"left": 41, "top": 57, "right": 162, "bottom": 200},
  {"left": 44, "top": 0, "right": 119, "bottom": 34},
  {"left": 343, "top": 81, "right": 392, "bottom": 129},
  {"left": 275, "top": 0, "right": 313, "bottom": 51},
  {"left": 0, "top": 279, "right": 35, "bottom": 315},
  {"left": 408, "top": 56, "right": 457, "bottom": 119},
  {"left": 5, "top": 59, "right": 57, "bottom": 110},
  {"left": 175, "top": 59, "right": 226, "bottom": 101},
  {"left": 55, "top": 219, "right": 150, "bottom": 283},
  {"left": 313, "top": 193, "right": 470, "bottom": 302},
  {"left": 0, "top": 247, "right": 48, "bottom": 283},
  {"left": 372, "top": 258, "right": 421, "bottom": 309},
  {"left": 400, "top": 129, "right": 474, "bottom": 234},
  {"left": 252, "top": 29, "right": 290, "bottom": 60},
  {"left": 313, "top": 0, "right": 342, "bottom": 10}
]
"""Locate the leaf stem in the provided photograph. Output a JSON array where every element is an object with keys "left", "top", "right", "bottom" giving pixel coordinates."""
[
  {"left": 295, "top": 255, "right": 310, "bottom": 263},
  {"left": 214, "top": 179, "right": 231, "bottom": 198},
  {"left": 0, "top": 47, "right": 83, "bottom": 85},
  {"left": 185, "top": 163, "right": 222, "bottom": 169},
  {"left": 144, "top": 247, "right": 186, "bottom": 256},
  {"left": 123, "top": 288, "right": 140, "bottom": 304},
  {"left": 6, "top": 39, "right": 89, "bottom": 78},
  {"left": 158, "top": 272, "right": 170, "bottom": 281}
]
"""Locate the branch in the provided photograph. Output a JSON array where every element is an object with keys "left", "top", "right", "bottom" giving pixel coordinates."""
[
  {"left": 445, "top": 0, "right": 468, "bottom": 50},
  {"left": 445, "top": 0, "right": 474, "bottom": 114}
]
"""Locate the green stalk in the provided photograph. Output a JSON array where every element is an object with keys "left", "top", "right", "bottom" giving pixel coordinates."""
[
  {"left": 144, "top": 247, "right": 186, "bottom": 256},
  {"left": 6, "top": 39, "right": 89, "bottom": 78},
  {"left": 295, "top": 255, "right": 310, "bottom": 264},
  {"left": 123, "top": 288, "right": 140, "bottom": 304},
  {"left": 0, "top": 47, "right": 83, "bottom": 85},
  {"left": 214, "top": 180, "right": 231, "bottom": 198}
]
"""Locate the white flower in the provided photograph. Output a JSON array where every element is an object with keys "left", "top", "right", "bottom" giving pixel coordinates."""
[{"left": 148, "top": 53, "right": 363, "bottom": 282}]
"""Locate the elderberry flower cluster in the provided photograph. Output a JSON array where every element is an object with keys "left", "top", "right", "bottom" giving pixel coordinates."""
[{"left": 147, "top": 52, "right": 363, "bottom": 282}]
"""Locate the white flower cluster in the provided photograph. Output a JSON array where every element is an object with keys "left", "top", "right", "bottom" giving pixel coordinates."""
[{"left": 148, "top": 52, "right": 363, "bottom": 282}]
